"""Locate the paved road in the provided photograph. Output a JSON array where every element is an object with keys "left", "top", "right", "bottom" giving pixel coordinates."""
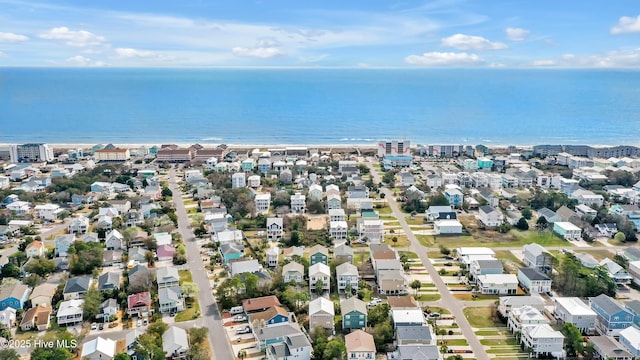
[
  {"left": 168, "top": 168, "right": 234, "bottom": 360},
  {"left": 367, "top": 162, "right": 490, "bottom": 360}
]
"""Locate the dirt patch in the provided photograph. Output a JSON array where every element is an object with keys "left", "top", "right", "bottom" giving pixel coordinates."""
[{"left": 306, "top": 215, "right": 328, "bottom": 230}]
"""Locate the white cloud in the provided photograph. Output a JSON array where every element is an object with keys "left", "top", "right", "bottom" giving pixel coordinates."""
[
  {"left": 611, "top": 15, "right": 640, "bottom": 34},
  {"left": 530, "top": 60, "right": 555, "bottom": 67},
  {"left": 40, "top": 27, "right": 106, "bottom": 47},
  {"left": 232, "top": 46, "right": 284, "bottom": 58},
  {"left": 0, "top": 32, "right": 29, "bottom": 42},
  {"left": 405, "top": 51, "right": 483, "bottom": 66},
  {"left": 441, "top": 33, "right": 507, "bottom": 51},
  {"left": 529, "top": 48, "right": 640, "bottom": 68},
  {"left": 114, "top": 47, "right": 164, "bottom": 59},
  {"left": 505, "top": 27, "right": 530, "bottom": 41},
  {"left": 65, "top": 55, "right": 107, "bottom": 67}
]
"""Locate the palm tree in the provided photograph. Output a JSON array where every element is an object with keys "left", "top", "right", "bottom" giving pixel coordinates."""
[
  {"left": 238, "top": 349, "right": 247, "bottom": 360},
  {"left": 410, "top": 280, "right": 421, "bottom": 296},
  {"left": 145, "top": 251, "right": 155, "bottom": 267}
]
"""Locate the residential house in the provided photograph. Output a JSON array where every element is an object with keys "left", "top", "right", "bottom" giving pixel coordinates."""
[
  {"left": 243, "top": 295, "right": 282, "bottom": 314},
  {"left": 326, "top": 194, "right": 341, "bottom": 210},
  {"left": 57, "top": 299, "right": 84, "bottom": 326},
  {"left": 309, "top": 263, "right": 330, "bottom": 294},
  {"left": 444, "top": 187, "right": 463, "bottom": 207},
  {"left": 576, "top": 204, "right": 598, "bottom": 219},
  {"left": 498, "top": 295, "right": 546, "bottom": 318},
  {"left": 232, "top": 172, "right": 246, "bottom": 188},
  {"left": 476, "top": 274, "right": 518, "bottom": 295},
  {"left": 357, "top": 218, "right": 384, "bottom": 243},
  {"left": 470, "top": 259, "right": 504, "bottom": 282},
  {"left": 20, "top": 306, "right": 51, "bottom": 331},
  {"left": 556, "top": 206, "right": 580, "bottom": 224},
  {"left": 336, "top": 262, "right": 359, "bottom": 293},
  {"left": 163, "top": 326, "right": 190, "bottom": 359},
  {"left": 0, "top": 307, "right": 15, "bottom": 329},
  {"left": 518, "top": 268, "right": 552, "bottom": 294},
  {"left": 309, "top": 297, "right": 334, "bottom": 333},
  {"left": 434, "top": 219, "right": 463, "bottom": 234},
  {"left": 290, "top": 193, "right": 306, "bottom": 213},
  {"left": 378, "top": 269, "right": 408, "bottom": 295},
  {"left": 105, "top": 229, "right": 125, "bottom": 250},
  {"left": 329, "top": 209, "right": 346, "bottom": 222},
  {"left": 81, "top": 232, "right": 100, "bottom": 243},
  {"left": 267, "top": 218, "right": 284, "bottom": 240},
  {"left": 157, "top": 244, "right": 176, "bottom": 262},
  {"left": 103, "top": 250, "right": 124, "bottom": 267},
  {"left": 478, "top": 205, "right": 501, "bottom": 227},
  {"left": 255, "top": 193, "right": 271, "bottom": 214},
  {"left": 25, "top": 240, "right": 45, "bottom": 258},
  {"left": 590, "top": 336, "right": 633, "bottom": 360},
  {"left": 554, "top": 297, "right": 597, "bottom": 334},
  {"left": 0, "top": 283, "right": 28, "bottom": 311},
  {"left": 98, "top": 298, "right": 119, "bottom": 320},
  {"left": 345, "top": 330, "right": 375, "bottom": 359},
  {"left": 282, "top": 262, "right": 304, "bottom": 284},
  {"left": 157, "top": 266, "right": 180, "bottom": 289},
  {"left": 335, "top": 244, "right": 354, "bottom": 264},
  {"left": 329, "top": 221, "right": 348, "bottom": 242},
  {"left": 127, "top": 292, "right": 152, "bottom": 317},
  {"left": 597, "top": 223, "right": 620, "bottom": 238},
  {"left": 522, "top": 244, "right": 553, "bottom": 274},
  {"left": 590, "top": 294, "right": 634, "bottom": 336},
  {"left": 265, "top": 333, "right": 312, "bottom": 360},
  {"left": 507, "top": 305, "right": 549, "bottom": 333},
  {"left": 600, "top": 258, "right": 633, "bottom": 284},
  {"left": 249, "top": 306, "right": 291, "bottom": 331},
  {"left": 308, "top": 245, "right": 329, "bottom": 266},
  {"left": 68, "top": 216, "right": 90, "bottom": 234},
  {"left": 229, "top": 258, "right": 263, "bottom": 277},
  {"left": 80, "top": 337, "right": 116, "bottom": 360},
  {"left": 619, "top": 326, "right": 640, "bottom": 357},
  {"left": 520, "top": 324, "right": 565, "bottom": 359},
  {"left": 553, "top": 221, "right": 582, "bottom": 240},
  {"left": 128, "top": 247, "right": 148, "bottom": 263},
  {"left": 576, "top": 252, "right": 600, "bottom": 269},
  {"left": 341, "top": 297, "right": 367, "bottom": 331},
  {"left": 98, "top": 272, "right": 122, "bottom": 292},
  {"left": 308, "top": 184, "right": 323, "bottom": 201},
  {"left": 282, "top": 246, "right": 304, "bottom": 261},
  {"left": 536, "top": 208, "right": 562, "bottom": 224},
  {"left": 159, "top": 286, "right": 184, "bottom": 314},
  {"left": 391, "top": 309, "right": 426, "bottom": 328},
  {"left": 127, "top": 264, "right": 150, "bottom": 286},
  {"left": 265, "top": 246, "right": 280, "bottom": 268},
  {"left": 63, "top": 275, "right": 93, "bottom": 300},
  {"left": 6, "top": 201, "right": 30, "bottom": 215},
  {"left": 54, "top": 234, "right": 75, "bottom": 257},
  {"left": 220, "top": 241, "right": 245, "bottom": 264}
]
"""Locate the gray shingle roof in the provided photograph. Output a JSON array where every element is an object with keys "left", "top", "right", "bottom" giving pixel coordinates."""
[
  {"left": 591, "top": 294, "right": 625, "bottom": 316},
  {"left": 63, "top": 275, "right": 92, "bottom": 294},
  {"left": 519, "top": 267, "right": 551, "bottom": 281}
]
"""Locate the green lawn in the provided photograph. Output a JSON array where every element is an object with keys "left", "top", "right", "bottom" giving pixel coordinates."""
[
  {"left": 175, "top": 298, "right": 200, "bottom": 322},
  {"left": 417, "top": 293, "right": 441, "bottom": 301},
  {"left": 399, "top": 251, "right": 419, "bottom": 259},
  {"left": 379, "top": 215, "right": 397, "bottom": 221},
  {"left": 441, "top": 339, "right": 468, "bottom": 346},
  {"left": 475, "top": 329, "right": 512, "bottom": 336},
  {"left": 386, "top": 235, "right": 409, "bottom": 248},
  {"left": 179, "top": 270, "right": 193, "bottom": 283},
  {"left": 486, "top": 347, "right": 525, "bottom": 354},
  {"left": 574, "top": 249, "right": 615, "bottom": 261},
  {"left": 431, "top": 230, "right": 569, "bottom": 249},
  {"left": 424, "top": 306, "right": 451, "bottom": 314},
  {"left": 480, "top": 338, "right": 519, "bottom": 346},
  {"left": 377, "top": 206, "right": 393, "bottom": 215},
  {"left": 417, "top": 235, "right": 435, "bottom": 247},
  {"left": 405, "top": 216, "right": 426, "bottom": 226},
  {"left": 463, "top": 307, "right": 503, "bottom": 328}
]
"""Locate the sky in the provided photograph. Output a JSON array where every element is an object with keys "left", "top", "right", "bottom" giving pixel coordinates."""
[{"left": 0, "top": 0, "right": 639, "bottom": 68}]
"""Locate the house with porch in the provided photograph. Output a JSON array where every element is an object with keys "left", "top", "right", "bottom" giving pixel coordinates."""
[{"left": 341, "top": 297, "right": 367, "bottom": 331}]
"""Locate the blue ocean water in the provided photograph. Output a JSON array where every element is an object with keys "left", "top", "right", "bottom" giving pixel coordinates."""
[{"left": 1, "top": 68, "right": 639, "bottom": 146}]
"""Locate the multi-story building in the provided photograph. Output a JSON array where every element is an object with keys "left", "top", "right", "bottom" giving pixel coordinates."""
[
  {"left": 290, "top": 193, "right": 306, "bottom": 213},
  {"left": 554, "top": 297, "right": 596, "bottom": 334},
  {"left": 255, "top": 193, "right": 271, "bottom": 214},
  {"left": 94, "top": 148, "right": 131, "bottom": 161},
  {"left": 9, "top": 143, "right": 54, "bottom": 163}
]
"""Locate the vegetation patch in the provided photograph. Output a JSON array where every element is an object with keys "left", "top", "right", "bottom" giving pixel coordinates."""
[{"left": 463, "top": 306, "right": 502, "bottom": 328}]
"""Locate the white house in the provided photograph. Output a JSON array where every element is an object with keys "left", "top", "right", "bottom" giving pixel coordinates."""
[
  {"left": 105, "top": 230, "right": 124, "bottom": 250},
  {"left": 498, "top": 295, "right": 546, "bottom": 318},
  {"left": 619, "top": 326, "right": 640, "bottom": 357},
  {"left": 163, "top": 326, "right": 190, "bottom": 359},
  {"left": 345, "top": 330, "right": 376, "bottom": 360},
  {"left": 518, "top": 268, "right": 552, "bottom": 294},
  {"left": 553, "top": 222, "right": 581, "bottom": 240},
  {"left": 57, "top": 299, "right": 84, "bottom": 326},
  {"left": 255, "top": 193, "right": 271, "bottom": 214},
  {"left": 600, "top": 258, "right": 633, "bottom": 284},
  {"left": 247, "top": 175, "right": 261, "bottom": 188},
  {"left": 357, "top": 218, "right": 383, "bottom": 243},
  {"left": 476, "top": 274, "right": 518, "bottom": 295},
  {"left": 329, "top": 221, "right": 348, "bottom": 242},
  {"left": 282, "top": 262, "right": 304, "bottom": 284},
  {"left": 308, "top": 184, "right": 323, "bottom": 201},
  {"left": 34, "top": 204, "right": 62, "bottom": 222},
  {"left": 266, "top": 246, "right": 279, "bottom": 268},
  {"left": 507, "top": 305, "right": 549, "bottom": 333},
  {"left": 434, "top": 219, "right": 463, "bottom": 234},
  {"left": 81, "top": 337, "right": 116, "bottom": 360},
  {"left": 232, "top": 172, "right": 246, "bottom": 188},
  {"left": 522, "top": 244, "right": 553, "bottom": 273},
  {"left": 309, "top": 263, "right": 330, "bottom": 294},
  {"left": 68, "top": 216, "right": 90, "bottom": 234},
  {"left": 478, "top": 205, "right": 501, "bottom": 227},
  {"left": 336, "top": 262, "right": 359, "bottom": 292},
  {"left": 520, "top": 324, "right": 565, "bottom": 359},
  {"left": 308, "top": 297, "right": 334, "bottom": 333},
  {"left": 290, "top": 193, "right": 306, "bottom": 213},
  {"left": 554, "top": 297, "right": 596, "bottom": 334},
  {"left": 329, "top": 208, "right": 346, "bottom": 222},
  {"left": 266, "top": 218, "right": 283, "bottom": 240}
]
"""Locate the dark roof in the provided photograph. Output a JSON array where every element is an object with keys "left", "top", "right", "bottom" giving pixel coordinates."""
[
  {"left": 479, "top": 205, "right": 496, "bottom": 214},
  {"left": 591, "top": 294, "right": 626, "bottom": 316},
  {"left": 476, "top": 259, "right": 504, "bottom": 270},
  {"left": 625, "top": 300, "right": 640, "bottom": 315},
  {"left": 63, "top": 275, "right": 92, "bottom": 294},
  {"left": 396, "top": 325, "right": 434, "bottom": 342},
  {"left": 98, "top": 272, "right": 121, "bottom": 290},
  {"left": 518, "top": 267, "right": 551, "bottom": 281}
]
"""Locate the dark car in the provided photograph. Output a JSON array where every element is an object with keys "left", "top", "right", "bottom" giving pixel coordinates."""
[{"left": 98, "top": 323, "right": 104, "bottom": 330}]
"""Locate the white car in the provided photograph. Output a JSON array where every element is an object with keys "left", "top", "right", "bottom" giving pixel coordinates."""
[
  {"left": 368, "top": 298, "right": 383, "bottom": 307},
  {"left": 233, "top": 315, "right": 247, "bottom": 322},
  {"left": 235, "top": 326, "right": 251, "bottom": 335},
  {"left": 91, "top": 322, "right": 98, "bottom": 330}
]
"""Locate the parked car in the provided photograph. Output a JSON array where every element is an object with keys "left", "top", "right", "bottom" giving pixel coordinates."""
[
  {"left": 230, "top": 306, "right": 244, "bottom": 315},
  {"left": 235, "top": 326, "right": 251, "bottom": 335},
  {"left": 136, "top": 320, "right": 142, "bottom": 327},
  {"left": 98, "top": 323, "right": 104, "bottom": 330},
  {"left": 91, "top": 322, "right": 98, "bottom": 330},
  {"left": 368, "top": 298, "right": 383, "bottom": 307},
  {"left": 234, "top": 315, "right": 247, "bottom": 322}
]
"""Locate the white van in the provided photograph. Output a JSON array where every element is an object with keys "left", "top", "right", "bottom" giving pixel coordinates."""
[{"left": 230, "top": 306, "right": 244, "bottom": 315}]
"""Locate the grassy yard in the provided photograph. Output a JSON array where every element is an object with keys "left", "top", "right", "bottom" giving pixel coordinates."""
[
  {"left": 417, "top": 235, "right": 436, "bottom": 247},
  {"left": 179, "top": 270, "right": 193, "bottom": 283},
  {"left": 480, "top": 338, "right": 519, "bottom": 346},
  {"left": 427, "top": 250, "right": 445, "bottom": 258},
  {"left": 424, "top": 306, "right": 451, "bottom": 314},
  {"left": 399, "top": 251, "right": 419, "bottom": 259},
  {"left": 574, "top": 249, "right": 615, "bottom": 261},
  {"left": 379, "top": 215, "right": 397, "bottom": 221},
  {"left": 405, "top": 216, "right": 426, "bottom": 226},
  {"left": 430, "top": 230, "right": 569, "bottom": 249},
  {"left": 476, "top": 329, "right": 512, "bottom": 336},
  {"left": 417, "top": 293, "right": 441, "bottom": 301},
  {"left": 494, "top": 250, "right": 525, "bottom": 273},
  {"left": 440, "top": 339, "right": 468, "bottom": 346},
  {"left": 385, "top": 235, "right": 409, "bottom": 248},
  {"left": 175, "top": 298, "right": 200, "bottom": 322},
  {"left": 486, "top": 347, "right": 524, "bottom": 354},
  {"left": 463, "top": 307, "right": 503, "bottom": 328},
  {"left": 376, "top": 205, "right": 393, "bottom": 215}
]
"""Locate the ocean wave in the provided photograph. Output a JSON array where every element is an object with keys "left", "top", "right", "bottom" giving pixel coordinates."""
[
  {"left": 339, "top": 138, "right": 374, "bottom": 142},
  {"left": 201, "top": 137, "right": 223, "bottom": 141}
]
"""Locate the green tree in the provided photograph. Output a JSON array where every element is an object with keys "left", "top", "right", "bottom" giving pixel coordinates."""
[
  {"left": 0, "top": 349, "right": 20, "bottom": 360},
  {"left": 382, "top": 171, "right": 396, "bottom": 186},
  {"left": 367, "top": 303, "right": 391, "bottom": 326},
  {"left": 428, "top": 193, "right": 450, "bottom": 207},
  {"left": 114, "top": 354, "right": 132, "bottom": 360},
  {"left": 561, "top": 323, "right": 584, "bottom": 357},
  {"left": 315, "top": 278, "right": 325, "bottom": 295},
  {"left": 82, "top": 287, "right": 102, "bottom": 321},
  {"left": 288, "top": 230, "right": 301, "bottom": 246},
  {"left": 615, "top": 231, "right": 627, "bottom": 243},
  {"left": 181, "top": 282, "right": 199, "bottom": 299},
  {"left": 521, "top": 208, "right": 533, "bottom": 220},
  {"left": 323, "top": 339, "right": 346, "bottom": 360},
  {"left": 147, "top": 321, "right": 168, "bottom": 338},
  {"left": 24, "top": 257, "right": 57, "bottom": 277},
  {"left": 410, "top": 280, "right": 422, "bottom": 296},
  {"left": 30, "top": 348, "right": 72, "bottom": 360},
  {"left": 135, "top": 333, "right": 165, "bottom": 360},
  {"left": 372, "top": 322, "right": 394, "bottom": 351},
  {"left": 515, "top": 217, "right": 529, "bottom": 230},
  {"left": 1, "top": 263, "right": 20, "bottom": 278},
  {"left": 189, "top": 327, "right": 208, "bottom": 345},
  {"left": 536, "top": 216, "right": 548, "bottom": 230}
]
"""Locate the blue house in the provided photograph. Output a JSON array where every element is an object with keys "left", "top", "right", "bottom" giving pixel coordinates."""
[
  {"left": 54, "top": 234, "right": 75, "bottom": 257},
  {"left": 249, "top": 306, "right": 290, "bottom": 331},
  {"left": 624, "top": 300, "right": 640, "bottom": 328},
  {"left": 590, "top": 294, "right": 634, "bottom": 336},
  {"left": 444, "top": 188, "right": 463, "bottom": 208},
  {"left": 220, "top": 242, "right": 244, "bottom": 264},
  {"left": 341, "top": 297, "right": 367, "bottom": 330},
  {"left": 308, "top": 245, "right": 329, "bottom": 266},
  {"left": 0, "top": 283, "right": 31, "bottom": 310}
]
